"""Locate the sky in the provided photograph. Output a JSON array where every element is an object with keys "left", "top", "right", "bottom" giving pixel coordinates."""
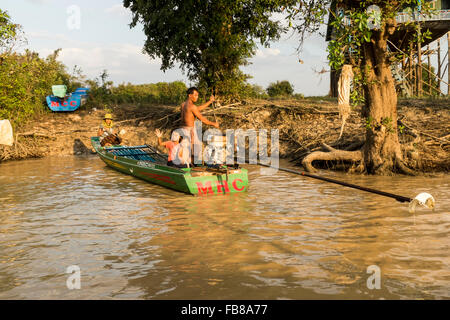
[{"left": 2, "top": 0, "right": 332, "bottom": 96}]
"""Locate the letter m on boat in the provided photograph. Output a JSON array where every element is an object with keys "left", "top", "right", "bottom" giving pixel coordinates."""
[{"left": 196, "top": 181, "right": 214, "bottom": 195}]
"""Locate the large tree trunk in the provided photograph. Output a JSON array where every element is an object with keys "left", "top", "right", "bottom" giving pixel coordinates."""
[
  {"left": 301, "top": 19, "right": 415, "bottom": 175},
  {"left": 361, "top": 20, "right": 413, "bottom": 175}
]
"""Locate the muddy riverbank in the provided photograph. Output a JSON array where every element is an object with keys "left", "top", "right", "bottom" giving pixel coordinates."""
[{"left": 1, "top": 97, "right": 449, "bottom": 173}]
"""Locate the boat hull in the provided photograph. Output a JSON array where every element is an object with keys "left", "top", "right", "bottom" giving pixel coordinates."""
[
  {"left": 46, "top": 87, "right": 89, "bottom": 112},
  {"left": 91, "top": 137, "right": 248, "bottom": 195}
]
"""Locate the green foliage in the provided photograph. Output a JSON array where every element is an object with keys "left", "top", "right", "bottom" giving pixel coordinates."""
[
  {"left": 0, "top": 12, "right": 80, "bottom": 127},
  {"left": 289, "top": 0, "right": 438, "bottom": 108},
  {"left": 108, "top": 81, "right": 187, "bottom": 105},
  {"left": 86, "top": 70, "right": 188, "bottom": 107},
  {"left": 366, "top": 116, "right": 395, "bottom": 133},
  {"left": 267, "top": 80, "right": 294, "bottom": 97},
  {"left": 349, "top": 67, "right": 365, "bottom": 106},
  {"left": 84, "top": 69, "right": 113, "bottom": 108},
  {"left": 0, "top": 9, "right": 20, "bottom": 53},
  {"left": 365, "top": 116, "right": 374, "bottom": 130},
  {"left": 197, "top": 68, "right": 252, "bottom": 102},
  {"left": 286, "top": 1, "right": 330, "bottom": 47},
  {"left": 0, "top": 49, "right": 75, "bottom": 127},
  {"left": 382, "top": 116, "right": 394, "bottom": 133},
  {"left": 420, "top": 63, "right": 440, "bottom": 96},
  {"left": 239, "top": 83, "right": 269, "bottom": 99},
  {"left": 123, "top": 0, "right": 289, "bottom": 98}
]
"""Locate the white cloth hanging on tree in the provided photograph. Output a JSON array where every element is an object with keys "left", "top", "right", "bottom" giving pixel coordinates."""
[{"left": 0, "top": 120, "right": 14, "bottom": 146}]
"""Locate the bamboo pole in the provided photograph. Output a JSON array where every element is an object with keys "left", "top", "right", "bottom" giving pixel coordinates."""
[
  {"left": 401, "top": 51, "right": 406, "bottom": 97},
  {"left": 419, "top": 77, "right": 442, "bottom": 95},
  {"left": 330, "top": 69, "right": 338, "bottom": 97},
  {"left": 387, "top": 39, "right": 450, "bottom": 90},
  {"left": 409, "top": 43, "right": 414, "bottom": 96},
  {"left": 427, "top": 45, "right": 431, "bottom": 95},
  {"left": 437, "top": 38, "right": 441, "bottom": 95},
  {"left": 258, "top": 164, "right": 414, "bottom": 203},
  {"left": 417, "top": 25, "right": 422, "bottom": 97},
  {"left": 448, "top": 32, "right": 450, "bottom": 95}
]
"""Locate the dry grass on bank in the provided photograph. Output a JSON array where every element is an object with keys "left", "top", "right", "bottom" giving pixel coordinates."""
[{"left": 1, "top": 97, "right": 449, "bottom": 173}]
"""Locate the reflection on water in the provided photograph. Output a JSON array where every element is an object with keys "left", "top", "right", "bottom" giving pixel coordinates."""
[{"left": 0, "top": 156, "right": 448, "bottom": 299}]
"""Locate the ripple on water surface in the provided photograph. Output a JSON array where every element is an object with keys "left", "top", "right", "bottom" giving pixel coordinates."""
[{"left": 0, "top": 157, "right": 448, "bottom": 299}]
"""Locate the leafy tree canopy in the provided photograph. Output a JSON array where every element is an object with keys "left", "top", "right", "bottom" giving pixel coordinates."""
[
  {"left": 284, "top": 1, "right": 437, "bottom": 174},
  {"left": 287, "top": 1, "right": 435, "bottom": 97},
  {"left": 123, "top": 0, "right": 292, "bottom": 97},
  {"left": 0, "top": 9, "right": 22, "bottom": 54}
]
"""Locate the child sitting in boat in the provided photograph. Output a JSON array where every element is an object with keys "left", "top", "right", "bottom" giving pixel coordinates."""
[
  {"left": 173, "top": 137, "right": 191, "bottom": 168},
  {"left": 156, "top": 129, "right": 180, "bottom": 166},
  {"left": 98, "top": 114, "right": 122, "bottom": 146}
]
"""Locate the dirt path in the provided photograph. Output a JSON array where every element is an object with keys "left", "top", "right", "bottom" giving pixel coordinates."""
[{"left": 1, "top": 98, "right": 449, "bottom": 173}]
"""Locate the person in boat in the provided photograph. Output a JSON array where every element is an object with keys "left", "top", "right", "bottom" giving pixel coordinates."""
[
  {"left": 155, "top": 129, "right": 180, "bottom": 167},
  {"left": 97, "top": 113, "right": 122, "bottom": 146},
  {"left": 179, "top": 87, "right": 219, "bottom": 165},
  {"left": 172, "top": 137, "right": 191, "bottom": 168}
]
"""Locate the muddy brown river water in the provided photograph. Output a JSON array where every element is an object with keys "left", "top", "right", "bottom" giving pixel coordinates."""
[{"left": 0, "top": 156, "right": 448, "bottom": 299}]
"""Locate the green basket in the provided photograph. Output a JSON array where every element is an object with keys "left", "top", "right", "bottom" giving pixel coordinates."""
[{"left": 52, "top": 85, "right": 67, "bottom": 98}]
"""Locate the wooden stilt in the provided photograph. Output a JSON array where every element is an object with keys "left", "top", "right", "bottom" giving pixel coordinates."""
[
  {"left": 437, "top": 38, "right": 441, "bottom": 95},
  {"left": 427, "top": 45, "right": 431, "bottom": 96},
  {"left": 409, "top": 43, "right": 414, "bottom": 96},
  {"left": 330, "top": 68, "right": 338, "bottom": 97},
  {"left": 417, "top": 25, "right": 422, "bottom": 97},
  {"left": 448, "top": 32, "right": 450, "bottom": 95}
]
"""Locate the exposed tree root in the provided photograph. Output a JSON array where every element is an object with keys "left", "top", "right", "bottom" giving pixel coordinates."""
[
  {"left": 302, "top": 143, "right": 362, "bottom": 173},
  {"left": 0, "top": 135, "right": 45, "bottom": 161},
  {"left": 395, "top": 155, "right": 418, "bottom": 176},
  {"left": 1, "top": 98, "right": 448, "bottom": 173},
  {"left": 301, "top": 142, "right": 418, "bottom": 176},
  {"left": 349, "top": 161, "right": 366, "bottom": 174},
  {"left": 343, "top": 140, "right": 365, "bottom": 151}
]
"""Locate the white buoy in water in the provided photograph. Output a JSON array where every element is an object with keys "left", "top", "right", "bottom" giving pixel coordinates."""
[{"left": 409, "top": 192, "right": 435, "bottom": 213}]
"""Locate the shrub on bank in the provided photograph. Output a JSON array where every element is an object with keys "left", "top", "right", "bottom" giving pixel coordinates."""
[
  {"left": 267, "top": 80, "right": 294, "bottom": 97},
  {"left": 86, "top": 79, "right": 188, "bottom": 107},
  {"left": 0, "top": 49, "right": 74, "bottom": 127},
  {"left": 240, "top": 83, "right": 268, "bottom": 99}
]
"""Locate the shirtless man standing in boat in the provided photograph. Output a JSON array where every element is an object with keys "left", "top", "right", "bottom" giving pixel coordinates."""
[{"left": 179, "top": 87, "right": 219, "bottom": 164}]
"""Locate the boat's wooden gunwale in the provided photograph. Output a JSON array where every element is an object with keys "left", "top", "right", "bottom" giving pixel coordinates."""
[{"left": 91, "top": 136, "right": 249, "bottom": 195}]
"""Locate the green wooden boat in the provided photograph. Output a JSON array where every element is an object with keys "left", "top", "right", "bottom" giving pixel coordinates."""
[{"left": 91, "top": 136, "right": 248, "bottom": 195}]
